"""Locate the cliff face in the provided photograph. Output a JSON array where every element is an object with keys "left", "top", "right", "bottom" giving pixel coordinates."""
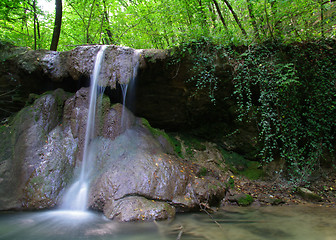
[
  {"left": 0, "top": 44, "right": 237, "bottom": 129},
  {"left": 0, "top": 43, "right": 259, "bottom": 158}
]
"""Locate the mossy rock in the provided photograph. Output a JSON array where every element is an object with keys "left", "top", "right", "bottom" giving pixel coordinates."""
[
  {"left": 228, "top": 193, "right": 254, "bottom": 206},
  {"left": 296, "top": 187, "right": 322, "bottom": 202},
  {"left": 141, "top": 118, "right": 183, "bottom": 158},
  {"left": 237, "top": 194, "right": 254, "bottom": 206}
]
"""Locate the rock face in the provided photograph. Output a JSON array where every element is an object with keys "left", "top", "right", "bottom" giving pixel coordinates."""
[
  {"left": 0, "top": 43, "right": 258, "bottom": 157},
  {"left": 88, "top": 126, "right": 225, "bottom": 220},
  {"left": 0, "top": 89, "right": 225, "bottom": 221},
  {"left": 0, "top": 44, "right": 142, "bottom": 119},
  {"left": 0, "top": 89, "right": 75, "bottom": 209}
]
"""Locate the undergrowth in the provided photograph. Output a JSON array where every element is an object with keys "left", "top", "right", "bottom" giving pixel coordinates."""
[{"left": 170, "top": 38, "right": 336, "bottom": 186}]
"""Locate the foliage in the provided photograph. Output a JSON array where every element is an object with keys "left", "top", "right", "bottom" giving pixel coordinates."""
[
  {"left": 169, "top": 37, "right": 230, "bottom": 104},
  {"left": 1, "top": 0, "right": 335, "bottom": 50},
  {"left": 233, "top": 41, "right": 336, "bottom": 186}
]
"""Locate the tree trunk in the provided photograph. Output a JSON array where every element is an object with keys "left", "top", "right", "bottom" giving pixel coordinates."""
[
  {"left": 50, "top": 0, "right": 62, "bottom": 51},
  {"left": 197, "top": 0, "right": 208, "bottom": 27},
  {"left": 212, "top": 0, "right": 228, "bottom": 31},
  {"left": 246, "top": 0, "right": 260, "bottom": 40},
  {"left": 33, "top": 0, "right": 37, "bottom": 50},
  {"left": 86, "top": 0, "right": 96, "bottom": 44},
  {"left": 321, "top": 0, "right": 325, "bottom": 38},
  {"left": 264, "top": 0, "right": 274, "bottom": 40},
  {"left": 222, "top": 0, "right": 247, "bottom": 36},
  {"left": 103, "top": 0, "right": 114, "bottom": 44}
]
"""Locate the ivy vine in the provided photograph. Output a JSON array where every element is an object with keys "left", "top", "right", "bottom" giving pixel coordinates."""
[{"left": 233, "top": 41, "right": 336, "bottom": 185}]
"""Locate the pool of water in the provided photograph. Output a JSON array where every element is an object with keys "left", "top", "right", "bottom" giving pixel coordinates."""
[{"left": 0, "top": 205, "right": 335, "bottom": 240}]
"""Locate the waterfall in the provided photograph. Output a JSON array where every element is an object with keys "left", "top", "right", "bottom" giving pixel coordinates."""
[
  {"left": 120, "top": 49, "right": 141, "bottom": 130},
  {"left": 62, "top": 45, "right": 107, "bottom": 211}
]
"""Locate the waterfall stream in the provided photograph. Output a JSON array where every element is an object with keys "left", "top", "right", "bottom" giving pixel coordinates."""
[
  {"left": 62, "top": 45, "right": 107, "bottom": 211},
  {"left": 120, "top": 49, "right": 141, "bottom": 130}
]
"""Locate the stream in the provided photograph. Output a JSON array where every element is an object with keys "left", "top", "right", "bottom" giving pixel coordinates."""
[{"left": 0, "top": 205, "right": 335, "bottom": 240}]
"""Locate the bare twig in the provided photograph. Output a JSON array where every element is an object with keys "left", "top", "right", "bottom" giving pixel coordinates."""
[
  {"left": 200, "top": 204, "right": 222, "bottom": 229},
  {"left": 176, "top": 226, "right": 184, "bottom": 240}
]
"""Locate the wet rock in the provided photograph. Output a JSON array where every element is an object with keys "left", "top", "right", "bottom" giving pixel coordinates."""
[
  {"left": 296, "top": 187, "right": 322, "bottom": 202},
  {"left": 1, "top": 87, "right": 226, "bottom": 219},
  {"left": 105, "top": 196, "right": 176, "bottom": 222},
  {"left": 0, "top": 89, "right": 72, "bottom": 210},
  {"left": 228, "top": 193, "right": 254, "bottom": 206},
  {"left": 88, "top": 125, "right": 226, "bottom": 220}
]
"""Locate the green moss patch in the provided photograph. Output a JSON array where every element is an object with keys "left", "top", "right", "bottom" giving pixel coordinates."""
[
  {"left": 237, "top": 194, "right": 254, "bottom": 206},
  {"left": 141, "top": 118, "right": 183, "bottom": 158},
  {"left": 220, "top": 148, "right": 264, "bottom": 180}
]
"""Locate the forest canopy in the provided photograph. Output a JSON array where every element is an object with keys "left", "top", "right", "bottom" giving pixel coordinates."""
[{"left": 0, "top": 0, "right": 335, "bottom": 51}]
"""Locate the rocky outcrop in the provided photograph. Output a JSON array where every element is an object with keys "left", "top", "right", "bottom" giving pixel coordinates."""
[
  {"left": 0, "top": 89, "right": 73, "bottom": 209},
  {"left": 88, "top": 126, "right": 225, "bottom": 220},
  {"left": 0, "top": 89, "right": 226, "bottom": 221},
  {"left": 0, "top": 43, "right": 258, "bottom": 158},
  {"left": 0, "top": 44, "right": 143, "bottom": 119}
]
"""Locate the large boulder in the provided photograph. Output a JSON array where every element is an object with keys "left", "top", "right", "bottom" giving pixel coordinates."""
[
  {"left": 88, "top": 126, "right": 226, "bottom": 221},
  {"left": 0, "top": 44, "right": 258, "bottom": 158},
  {"left": 0, "top": 89, "right": 74, "bottom": 209},
  {"left": 0, "top": 88, "right": 226, "bottom": 221}
]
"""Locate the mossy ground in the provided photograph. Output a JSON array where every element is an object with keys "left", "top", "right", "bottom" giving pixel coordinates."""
[{"left": 220, "top": 148, "right": 264, "bottom": 180}]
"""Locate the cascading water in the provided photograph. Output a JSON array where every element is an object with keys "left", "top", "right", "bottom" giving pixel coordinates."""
[
  {"left": 62, "top": 45, "right": 107, "bottom": 211},
  {"left": 120, "top": 50, "right": 141, "bottom": 129}
]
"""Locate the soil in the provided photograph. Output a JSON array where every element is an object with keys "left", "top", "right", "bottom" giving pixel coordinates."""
[{"left": 223, "top": 172, "right": 336, "bottom": 208}]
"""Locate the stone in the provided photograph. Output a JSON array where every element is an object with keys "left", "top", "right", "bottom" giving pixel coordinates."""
[
  {"left": 88, "top": 126, "right": 226, "bottom": 220},
  {"left": 228, "top": 193, "right": 254, "bottom": 206},
  {"left": 0, "top": 88, "right": 226, "bottom": 221},
  {"left": 105, "top": 196, "right": 176, "bottom": 222},
  {"left": 296, "top": 187, "right": 322, "bottom": 202},
  {"left": 0, "top": 89, "right": 72, "bottom": 210}
]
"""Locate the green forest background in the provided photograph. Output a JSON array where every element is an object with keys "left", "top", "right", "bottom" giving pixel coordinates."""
[{"left": 1, "top": 0, "right": 335, "bottom": 50}]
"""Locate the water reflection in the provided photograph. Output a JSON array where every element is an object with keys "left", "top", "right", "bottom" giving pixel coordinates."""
[{"left": 1, "top": 206, "right": 336, "bottom": 240}]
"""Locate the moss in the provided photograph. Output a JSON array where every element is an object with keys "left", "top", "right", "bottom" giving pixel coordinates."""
[
  {"left": 226, "top": 177, "right": 235, "bottom": 189},
  {"left": 142, "top": 118, "right": 183, "bottom": 158},
  {"left": 219, "top": 147, "right": 264, "bottom": 180},
  {"left": 241, "top": 161, "right": 264, "bottom": 180},
  {"left": 198, "top": 167, "right": 208, "bottom": 177},
  {"left": 237, "top": 194, "right": 254, "bottom": 206},
  {"left": 180, "top": 134, "right": 206, "bottom": 151}
]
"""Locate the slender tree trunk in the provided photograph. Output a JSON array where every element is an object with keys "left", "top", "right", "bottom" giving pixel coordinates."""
[
  {"left": 246, "top": 0, "right": 260, "bottom": 40},
  {"left": 33, "top": 0, "right": 37, "bottom": 50},
  {"left": 208, "top": 2, "right": 217, "bottom": 29},
  {"left": 264, "top": 0, "right": 274, "bottom": 40},
  {"left": 50, "top": 0, "right": 62, "bottom": 51},
  {"left": 212, "top": 0, "right": 228, "bottom": 31},
  {"left": 87, "top": 0, "right": 96, "bottom": 44},
  {"left": 321, "top": 0, "right": 325, "bottom": 38},
  {"left": 183, "top": 0, "right": 193, "bottom": 25},
  {"left": 197, "top": 0, "right": 208, "bottom": 27},
  {"left": 103, "top": 0, "right": 114, "bottom": 44},
  {"left": 222, "top": 0, "right": 247, "bottom": 36}
]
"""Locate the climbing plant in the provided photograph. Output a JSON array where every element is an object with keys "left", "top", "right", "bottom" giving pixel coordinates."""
[
  {"left": 169, "top": 37, "right": 229, "bottom": 104},
  {"left": 233, "top": 41, "right": 336, "bottom": 185}
]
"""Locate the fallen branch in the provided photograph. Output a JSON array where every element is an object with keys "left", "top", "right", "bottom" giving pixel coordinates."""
[
  {"left": 176, "top": 225, "right": 183, "bottom": 240},
  {"left": 200, "top": 204, "right": 222, "bottom": 229}
]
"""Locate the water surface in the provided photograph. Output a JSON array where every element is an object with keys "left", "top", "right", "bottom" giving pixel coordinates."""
[{"left": 0, "top": 206, "right": 335, "bottom": 240}]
